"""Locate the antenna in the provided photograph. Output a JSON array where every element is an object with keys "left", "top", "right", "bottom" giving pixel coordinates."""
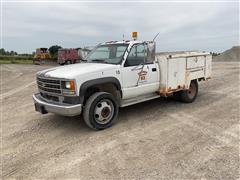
[{"left": 153, "top": 32, "right": 160, "bottom": 41}]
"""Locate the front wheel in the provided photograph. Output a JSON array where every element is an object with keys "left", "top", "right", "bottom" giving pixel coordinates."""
[
  {"left": 83, "top": 92, "right": 119, "bottom": 130},
  {"left": 178, "top": 80, "right": 198, "bottom": 103},
  {"left": 66, "top": 60, "right": 72, "bottom": 65}
]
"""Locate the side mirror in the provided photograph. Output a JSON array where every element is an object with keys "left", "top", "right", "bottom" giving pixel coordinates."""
[
  {"left": 147, "top": 42, "right": 155, "bottom": 52},
  {"left": 146, "top": 42, "right": 156, "bottom": 62}
]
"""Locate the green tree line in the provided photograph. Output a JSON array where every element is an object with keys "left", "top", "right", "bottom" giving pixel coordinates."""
[
  {"left": 0, "top": 45, "right": 62, "bottom": 59},
  {"left": 0, "top": 48, "right": 18, "bottom": 56}
]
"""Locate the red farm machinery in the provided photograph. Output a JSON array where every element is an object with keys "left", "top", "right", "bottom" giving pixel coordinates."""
[{"left": 57, "top": 48, "right": 91, "bottom": 65}]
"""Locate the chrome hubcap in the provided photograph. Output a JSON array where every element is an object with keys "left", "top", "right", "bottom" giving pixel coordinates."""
[{"left": 94, "top": 99, "right": 114, "bottom": 124}]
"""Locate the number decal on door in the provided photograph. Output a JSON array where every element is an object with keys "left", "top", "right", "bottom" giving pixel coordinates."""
[{"left": 138, "top": 71, "right": 148, "bottom": 81}]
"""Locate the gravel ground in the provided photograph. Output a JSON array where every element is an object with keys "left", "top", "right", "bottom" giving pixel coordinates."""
[{"left": 1, "top": 62, "right": 239, "bottom": 179}]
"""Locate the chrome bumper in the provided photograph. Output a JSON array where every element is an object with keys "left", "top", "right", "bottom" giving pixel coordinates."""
[{"left": 33, "top": 93, "right": 82, "bottom": 116}]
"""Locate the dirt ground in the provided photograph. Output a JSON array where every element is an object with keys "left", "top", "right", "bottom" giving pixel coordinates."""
[{"left": 1, "top": 62, "right": 239, "bottom": 179}]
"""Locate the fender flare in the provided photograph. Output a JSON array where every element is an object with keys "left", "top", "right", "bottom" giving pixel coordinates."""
[{"left": 79, "top": 77, "right": 122, "bottom": 104}]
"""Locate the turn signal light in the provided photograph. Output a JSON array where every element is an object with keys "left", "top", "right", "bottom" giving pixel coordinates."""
[{"left": 69, "top": 80, "right": 75, "bottom": 91}]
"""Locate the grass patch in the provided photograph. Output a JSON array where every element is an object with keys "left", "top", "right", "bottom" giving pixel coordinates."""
[
  {"left": 0, "top": 55, "right": 33, "bottom": 60},
  {"left": 0, "top": 55, "right": 33, "bottom": 64},
  {"left": 0, "top": 59, "right": 33, "bottom": 64}
]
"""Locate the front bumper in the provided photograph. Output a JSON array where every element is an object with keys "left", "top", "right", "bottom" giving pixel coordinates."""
[{"left": 33, "top": 93, "right": 82, "bottom": 116}]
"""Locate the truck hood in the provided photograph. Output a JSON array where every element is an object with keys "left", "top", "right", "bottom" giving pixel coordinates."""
[{"left": 37, "top": 63, "right": 118, "bottom": 79}]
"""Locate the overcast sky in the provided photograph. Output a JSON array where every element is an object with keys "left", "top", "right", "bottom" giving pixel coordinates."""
[{"left": 1, "top": 1, "right": 239, "bottom": 53}]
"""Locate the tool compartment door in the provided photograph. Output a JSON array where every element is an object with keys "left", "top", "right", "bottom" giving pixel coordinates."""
[
  {"left": 187, "top": 56, "right": 205, "bottom": 69},
  {"left": 167, "top": 58, "right": 186, "bottom": 90},
  {"left": 205, "top": 55, "right": 212, "bottom": 78}
]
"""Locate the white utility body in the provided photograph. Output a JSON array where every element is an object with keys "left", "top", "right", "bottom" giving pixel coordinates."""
[
  {"left": 157, "top": 52, "right": 211, "bottom": 95},
  {"left": 33, "top": 38, "right": 212, "bottom": 130}
]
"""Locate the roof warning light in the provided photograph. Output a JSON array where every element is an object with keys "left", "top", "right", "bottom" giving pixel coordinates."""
[{"left": 132, "top": 32, "right": 138, "bottom": 40}]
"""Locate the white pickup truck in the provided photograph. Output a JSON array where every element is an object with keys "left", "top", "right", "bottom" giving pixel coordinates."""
[{"left": 33, "top": 38, "right": 212, "bottom": 130}]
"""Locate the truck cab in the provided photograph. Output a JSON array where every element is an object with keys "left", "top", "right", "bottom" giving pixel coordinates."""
[{"left": 33, "top": 34, "right": 211, "bottom": 130}]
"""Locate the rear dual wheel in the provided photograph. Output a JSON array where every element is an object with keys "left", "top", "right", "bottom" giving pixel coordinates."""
[
  {"left": 83, "top": 92, "right": 119, "bottom": 130},
  {"left": 59, "top": 60, "right": 72, "bottom": 65},
  {"left": 66, "top": 60, "right": 72, "bottom": 65},
  {"left": 174, "top": 80, "right": 198, "bottom": 103}
]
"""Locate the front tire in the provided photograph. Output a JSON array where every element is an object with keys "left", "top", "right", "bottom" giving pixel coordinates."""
[
  {"left": 83, "top": 92, "right": 119, "bottom": 130},
  {"left": 59, "top": 61, "right": 65, "bottom": 65}
]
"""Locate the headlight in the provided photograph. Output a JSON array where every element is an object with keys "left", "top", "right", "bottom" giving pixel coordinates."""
[
  {"left": 65, "top": 81, "right": 71, "bottom": 89},
  {"left": 63, "top": 80, "right": 75, "bottom": 90},
  {"left": 62, "top": 80, "right": 76, "bottom": 95}
]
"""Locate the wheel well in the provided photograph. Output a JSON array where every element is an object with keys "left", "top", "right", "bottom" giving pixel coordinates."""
[
  {"left": 83, "top": 83, "right": 121, "bottom": 105},
  {"left": 192, "top": 79, "right": 198, "bottom": 83}
]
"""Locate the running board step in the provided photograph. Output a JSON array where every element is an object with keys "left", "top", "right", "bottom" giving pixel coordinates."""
[{"left": 120, "top": 93, "right": 160, "bottom": 107}]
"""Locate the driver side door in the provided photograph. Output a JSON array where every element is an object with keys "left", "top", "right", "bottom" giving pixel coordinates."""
[{"left": 121, "top": 43, "right": 158, "bottom": 99}]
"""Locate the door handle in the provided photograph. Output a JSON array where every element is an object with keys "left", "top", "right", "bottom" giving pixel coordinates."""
[{"left": 152, "top": 68, "right": 157, "bottom": 72}]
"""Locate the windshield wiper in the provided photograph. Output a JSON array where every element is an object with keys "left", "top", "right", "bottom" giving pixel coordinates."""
[{"left": 91, "top": 59, "right": 108, "bottom": 63}]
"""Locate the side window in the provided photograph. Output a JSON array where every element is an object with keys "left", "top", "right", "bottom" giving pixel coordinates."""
[{"left": 124, "top": 44, "right": 146, "bottom": 67}]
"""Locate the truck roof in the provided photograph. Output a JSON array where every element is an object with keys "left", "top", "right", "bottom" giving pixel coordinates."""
[{"left": 101, "top": 40, "right": 146, "bottom": 45}]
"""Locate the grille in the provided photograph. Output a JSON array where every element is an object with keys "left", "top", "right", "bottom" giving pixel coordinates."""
[{"left": 37, "top": 76, "right": 62, "bottom": 95}]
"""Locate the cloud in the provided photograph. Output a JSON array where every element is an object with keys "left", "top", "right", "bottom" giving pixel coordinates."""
[{"left": 2, "top": 1, "right": 239, "bottom": 53}]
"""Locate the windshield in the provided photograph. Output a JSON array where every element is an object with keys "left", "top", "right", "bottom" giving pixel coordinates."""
[{"left": 86, "top": 44, "right": 128, "bottom": 64}]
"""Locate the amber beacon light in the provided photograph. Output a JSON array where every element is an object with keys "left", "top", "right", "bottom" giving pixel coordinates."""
[{"left": 132, "top": 32, "right": 138, "bottom": 40}]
